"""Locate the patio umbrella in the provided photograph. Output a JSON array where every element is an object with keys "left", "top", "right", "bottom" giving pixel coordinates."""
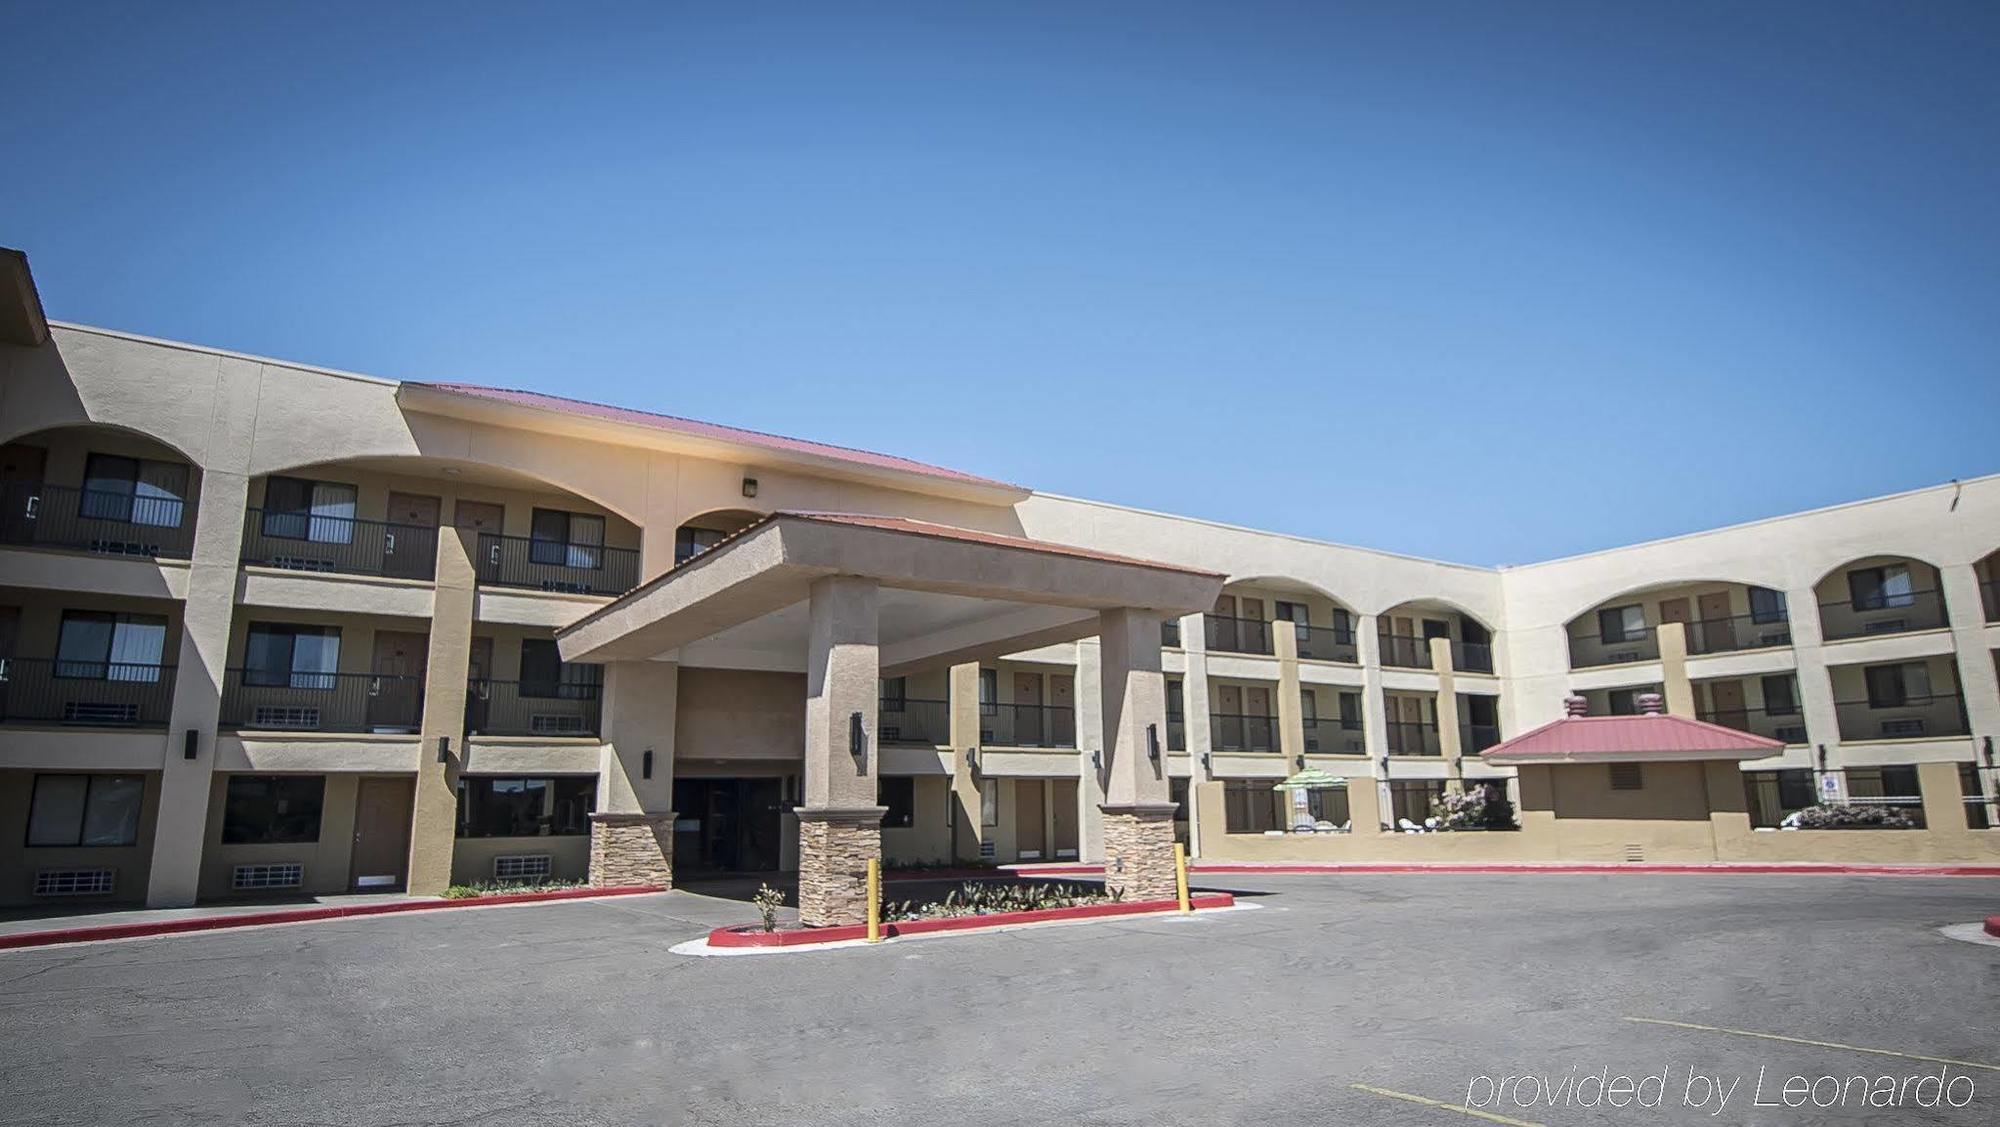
[{"left": 1272, "top": 767, "right": 1347, "bottom": 792}]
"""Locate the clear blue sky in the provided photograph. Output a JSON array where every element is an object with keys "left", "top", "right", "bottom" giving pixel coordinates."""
[{"left": 4, "top": 2, "right": 1995, "bottom": 565}]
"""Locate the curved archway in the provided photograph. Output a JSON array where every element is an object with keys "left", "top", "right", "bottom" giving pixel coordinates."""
[
  {"left": 1561, "top": 576, "right": 1798, "bottom": 669},
  {"left": 673, "top": 507, "right": 765, "bottom": 567},
  {"left": 1213, "top": 575, "right": 1361, "bottom": 663},
  {"left": 1377, "top": 597, "right": 1496, "bottom": 674},
  {"left": 1, "top": 423, "right": 205, "bottom": 559},
  {"left": 1812, "top": 553, "right": 1950, "bottom": 641}
]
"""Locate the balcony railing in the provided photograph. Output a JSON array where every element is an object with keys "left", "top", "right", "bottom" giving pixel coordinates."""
[
  {"left": 1210, "top": 713, "right": 1277, "bottom": 753},
  {"left": 477, "top": 533, "right": 640, "bottom": 596},
  {"left": 1451, "top": 639, "right": 1493, "bottom": 673},
  {"left": 465, "top": 679, "right": 601, "bottom": 738},
  {"left": 1385, "top": 720, "right": 1442, "bottom": 756},
  {"left": 1699, "top": 706, "right": 1808, "bottom": 745},
  {"left": 980, "top": 703, "right": 1076, "bottom": 748},
  {"left": 1304, "top": 717, "right": 1365, "bottom": 755},
  {"left": 1379, "top": 634, "right": 1433, "bottom": 670},
  {"left": 1818, "top": 589, "right": 1948, "bottom": 641},
  {"left": 1294, "top": 624, "right": 1358, "bottom": 664},
  {"left": 1458, "top": 722, "right": 1501, "bottom": 753},
  {"left": 1685, "top": 613, "right": 1793, "bottom": 656},
  {"left": 1205, "top": 615, "right": 1272, "bottom": 656},
  {"left": 1567, "top": 627, "right": 1659, "bottom": 669},
  {"left": 1980, "top": 579, "right": 1998, "bottom": 624},
  {"left": 220, "top": 670, "right": 425, "bottom": 733},
  {"left": 241, "top": 508, "right": 439, "bottom": 580},
  {"left": 1161, "top": 619, "right": 1181, "bottom": 648},
  {"left": 1832, "top": 694, "right": 1970, "bottom": 742},
  {"left": 0, "top": 481, "right": 196, "bottom": 559},
  {"left": 0, "top": 658, "right": 177, "bottom": 727},
  {"left": 1166, "top": 715, "right": 1186, "bottom": 751},
  {"left": 879, "top": 698, "right": 950, "bottom": 746}
]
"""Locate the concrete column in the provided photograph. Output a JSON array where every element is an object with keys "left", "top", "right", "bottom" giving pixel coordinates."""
[
  {"left": 1917, "top": 761, "right": 1970, "bottom": 833},
  {"left": 1096, "top": 607, "right": 1176, "bottom": 900},
  {"left": 407, "top": 528, "right": 476, "bottom": 896},
  {"left": 1432, "top": 636, "right": 1463, "bottom": 792},
  {"left": 1941, "top": 564, "right": 2000, "bottom": 741},
  {"left": 1177, "top": 614, "right": 1211, "bottom": 857},
  {"left": 947, "top": 661, "right": 983, "bottom": 862},
  {"left": 1274, "top": 626, "right": 1305, "bottom": 771},
  {"left": 795, "top": 575, "right": 883, "bottom": 926},
  {"left": 1073, "top": 640, "right": 1106, "bottom": 862},
  {"left": 1783, "top": 585, "right": 1843, "bottom": 788},
  {"left": 1357, "top": 614, "right": 1389, "bottom": 769},
  {"left": 145, "top": 468, "right": 249, "bottom": 907},
  {"left": 1657, "top": 622, "right": 1695, "bottom": 717},
  {"left": 588, "top": 659, "right": 678, "bottom": 888}
]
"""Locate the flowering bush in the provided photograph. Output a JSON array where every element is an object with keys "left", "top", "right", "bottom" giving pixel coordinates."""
[
  {"left": 1789, "top": 803, "right": 1918, "bottom": 830},
  {"left": 879, "top": 880, "right": 1119, "bottom": 922},
  {"left": 1430, "top": 784, "right": 1517, "bottom": 830}
]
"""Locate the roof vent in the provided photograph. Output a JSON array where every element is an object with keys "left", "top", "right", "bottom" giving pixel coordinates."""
[
  {"left": 1563, "top": 694, "right": 1590, "bottom": 717},
  {"left": 1636, "top": 692, "right": 1665, "bottom": 715}
]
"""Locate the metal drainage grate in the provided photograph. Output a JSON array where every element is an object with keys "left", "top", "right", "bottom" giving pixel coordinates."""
[
  {"left": 35, "top": 868, "right": 116, "bottom": 897},
  {"left": 232, "top": 863, "right": 304, "bottom": 891}
]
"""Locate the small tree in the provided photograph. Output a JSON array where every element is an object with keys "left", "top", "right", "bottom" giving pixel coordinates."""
[{"left": 752, "top": 884, "right": 786, "bottom": 932}]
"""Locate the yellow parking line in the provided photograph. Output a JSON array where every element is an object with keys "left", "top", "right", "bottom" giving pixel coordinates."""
[
  {"left": 1348, "top": 1083, "right": 1547, "bottom": 1127},
  {"left": 1623, "top": 1017, "right": 2000, "bottom": 1073}
]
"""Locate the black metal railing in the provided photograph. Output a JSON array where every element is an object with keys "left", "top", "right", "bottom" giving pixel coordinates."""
[
  {"left": 220, "top": 670, "right": 425, "bottom": 733},
  {"left": 1304, "top": 716, "right": 1366, "bottom": 754},
  {"left": 1458, "top": 722, "right": 1501, "bottom": 753},
  {"left": 1204, "top": 615, "right": 1272, "bottom": 656},
  {"left": 1166, "top": 716, "right": 1186, "bottom": 751},
  {"left": 1451, "top": 639, "right": 1493, "bottom": 673},
  {"left": 476, "top": 533, "right": 640, "bottom": 596},
  {"left": 465, "top": 679, "right": 601, "bottom": 738},
  {"left": 980, "top": 703, "right": 1076, "bottom": 748},
  {"left": 1379, "top": 633, "right": 1433, "bottom": 670},
  {"left": 1210, "top": 713, "right": 1278, "bottom": 752},
  {"left": 1832, "top": 694, "right": 1969, "bottom": 742},
  {"left": 1685, "top": 613, "right": 1793, "bottom": 656},
  {"left": 1294, "top": 623, "right": 1358, "bottom": 664},
  {"left": 1567, "top": 626, "right": 1659, "bottom": 669},
  {"left": 1699, "top": 706, "right": 1809, "bottom": 745},
  {"left": 1385, "top": 721, "right": 1442, "bottom": 756},
  {"left": 0, "top": 657, "right": 177, "bottom": 727},
  {"left": 1818, "top": 589, "right": 1948, "bottom": 640},
  {"left": 241, "top": 508, "right": 439, "bottom": 580},
  {"left": 879, "top": 697, "right": 950, "bottom": 746},
  {"left": 0, "top": 481, "right": 196, "bottom": 559},
  {"left": 1161, "top": 619, "right": 1182, "bottom": 648}
]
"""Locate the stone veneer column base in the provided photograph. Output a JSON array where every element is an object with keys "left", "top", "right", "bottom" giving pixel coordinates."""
[
  {"left": 1100, "top": 803, "right": 1181, "bottom": 902},
  {"left": 794, "top": 805, "right": 887, "bottom": 927},
  {"left": 588, "top": 812, "right": 676, "bottom": 890}
]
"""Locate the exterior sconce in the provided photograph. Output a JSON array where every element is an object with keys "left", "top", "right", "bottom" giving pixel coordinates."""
[
  {"left": 849, "top": 711, "right": 866, "bottom": 762},
  {"left": 1377, "top": 754, "right": 1390, "bottom": 775},
  {"left": 964, "top": 747, "right": 979, "bottom": 774},
  {"left": 1815, "top": 743, "right": 1828, "bottom": 771},
  {"left": 1296, "top": 753, "right": 1306, "bottom": 769},
  {"left": 1091, "top": 749, "right": 1103, "bottom": 772},
  {"left": 1146, "top": 723, "right": 1160, "bottom": 764},
  {"left": 1201, "top": 751, "right": 1211, "bottom": 772},
  {"left": 1983, "top": 736, "right": 1994, "bottom": 768},
  {"left": 182, "top": 728, "right": 200, "bottom": 761},
  {"left": 642, "top": 749, "right": 654, "bottom": 780},
  {"left": 437, "top": 736, "right": 451, "bottom": 764},
  {"left": 741, "top": 477, "right": 758, "bottom": 499}
]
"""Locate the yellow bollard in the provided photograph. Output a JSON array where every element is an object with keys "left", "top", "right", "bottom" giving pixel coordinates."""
[
  {"left": 1173, "top": 842, "right": 1191, "bottom": 914},
  {"left": 866, "top": 857, "right": 883, "bottom": 943}
]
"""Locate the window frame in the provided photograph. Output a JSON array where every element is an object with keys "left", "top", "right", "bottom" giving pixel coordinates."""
[
  {"left": 530, "top": 508, "right": 607, "bottom": 570},
  {"left": 25, "top": 773, "right": 144, "bottom": 848},
  {"left": 243, "top": 623, "right": 342, "bottom": 689},
  {"left": 220, "top": 774, "right": 327, "bottom": 845},
  {"left": 877, "top": 776, "right": 915, "bottom": 829}
]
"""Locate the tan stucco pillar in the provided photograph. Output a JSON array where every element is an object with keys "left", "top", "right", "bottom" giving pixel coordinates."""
[
  {"left": 1345, "top": 771, "right": 1382, "bottom": 837},
  {"left": 1941, "top": 564, "right": 2000, "bottom": 743},
  {"left": 947, "top": 661, "right": 983, "bottom": 862},
  {"left": 1275, "top": 627, "right": 1305, "bottom": 770},
  {"left": 1179, "top": 614, "right": 1213, "bottom": 857},
  {"left": 145, "top": 469, "right": 249, "bottom": 907},
  {"left": 590, "top": 658, "right": 678, "bottom": 887},
  {"left": 796, "top": 575, "right": 883, "bottom": 926},
  {"left": 407, "top": 528, "right": 476, "bottom": 895},
  {"left": 1703, "top": 759, "right": 1753, "bottom": 859},
  {"left": 1514, "top": 764, "right": 1558, "bottom": 848},
  {"left": 1432, "top": 637, "right": 1464, "bottom": 792},
  {"left": 1073, "top": 639, "right": 1107, "bottom": 862},
  {"left": 1097, "top": 607, "right": 1177, "bottom": 900},
  {"left": 1657, "top": 622, "right": 1695, "bottom": 717},
  {"left": 1917, "top": 760, "right": 1970, "bottom": 833}
]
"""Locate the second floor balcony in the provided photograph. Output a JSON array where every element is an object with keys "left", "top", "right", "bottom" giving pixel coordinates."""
[
  {"left": 465, "top": 679, "right": 601, "bottom": 738},
  {"left": 1293, "top": 622, "right": 1358, "bottom": 664},
  {"left": 477, "top": 533, "right": 641, "bottom": 597},
  {"left": 1210, "top": 713, "right": 1277, "bottom": 753},
  {"left": 1833, "top": 693, "right": 1969, "bottom": 743},
  {"left": 1684, "top": 612, "right": 1793, "bottom": 656},
  {"left": 220, "top": 670, "right": 425, "bottom": 734},
  {"left": 241, "top": 508, "right": 439, "bottom": 581},
  {"left": 1567, "top": 624, "right": 1659, "bottom": 669},
  {"left": 879, "top": 697, "right": 950, "bottom": 746},
  {"left": 0, "top": 656, "right": 177, "bottom": 728},
  {"left": 1, "top": 481, "right": 196, "bottom": 560},
  {"left": 1205, "top": 615, "right": 1273, "bottom": 656},
  {"left": 1304, "top": 716, "right": 1365, "bottom": 754},
  {"left": 1698, "top": 704, "right": 1809, "bottom": 745},
  {"left": 1385, "top": 720, "right": 1442, "bottom": 756},
  {"left": 1817, "top": 558, "right": 1950, "bottom": 641},
  {"left": 1459, "top": 721, "right": 1501, "bottom": 753},
  {"left": 979, "top": 703, "right": 1076, "bottom": 749}
]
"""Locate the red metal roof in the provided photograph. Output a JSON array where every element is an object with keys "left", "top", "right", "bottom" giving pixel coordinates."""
[
  {"left": 410, "top": 382, "right": 1023, "bottom": 493},
  {"left": 780, "top": 512, "right": 1226, "bottom": 577},
  {"left": 1479, "top": 713, "right": 1783, "bottom": 764}
]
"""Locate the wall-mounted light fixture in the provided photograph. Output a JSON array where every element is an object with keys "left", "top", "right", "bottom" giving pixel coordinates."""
[
  {"left": 1377, "top": 754, "right": 1390, "bottom": 775},
  {"left": 1815, "top": 743, "right": 1828, "bottom": 771},
  {"left": 1983, "top": 735, "right": 1994, "bottom": 768},
  {"left": 642, "top": 748, "right": 654, "bottom": 780},
  {"left": 182, "top": 729, "right": 200, "bottom": 761},
  {"left": 849, "top": 711, "right": 866, "bottom": 762},
  {"left": 1201, "top": 751, "right": 1211, "bottom": 773},
  {"left": 1091, "top": 749, "right": 1104, "bottom": 772},
  {"left": 741, "top": 476, "right": 759, "bottom": 499},
  {"left": 1296, "top": 753, "right": 1306, "bottom": 769},
  {"left": 964, "top": 747, "right": 978, "bottom": 773},
  {"left": 1146, "top": 723, "right": 1160, "bottom": 764},
  {"left": 437, "top": 735, "right": 452, "bottom": 764}
]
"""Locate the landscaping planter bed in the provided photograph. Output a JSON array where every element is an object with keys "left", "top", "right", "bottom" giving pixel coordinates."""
[{"left": 710, "top": 891, "right": 1235, "bottom": 948}]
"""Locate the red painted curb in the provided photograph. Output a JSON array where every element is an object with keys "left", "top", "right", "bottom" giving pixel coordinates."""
[
  {"left": 1176, "top": 862, "right": 2000, "bottom": 877},
  {"left": 0, "top": 885, "right": 664, "bottom": 951},
  {"left": 1985, "top": 915, "right": 2000, "bottom": 939},
  {"left": 709, "top": 892, "right": 1236, "bottom": 948}
]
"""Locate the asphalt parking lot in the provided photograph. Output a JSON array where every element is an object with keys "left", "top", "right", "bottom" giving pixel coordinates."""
[{"left": 0, "top": 874, "right": 1994, "bottom": 1126}]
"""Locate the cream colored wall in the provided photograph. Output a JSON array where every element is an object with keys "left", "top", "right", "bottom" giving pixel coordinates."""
[
  {"left": 881, "top": 775, "right": 953, "bottom": 864},
  {"left": 195, "top": 772, "right": 361, "bottom": 899},
  {"left": 0, "top": 587, "right": 185, "bottom": 657},
  {"left": 246, "top": 467, "right": 643, "bottom": 551},
  {"left": 4, "top": 425, "right": 203, "bottom": 496},
  {"left": 449, "top": 835, "right": 591, "bottom": 885},
  {"left": 674, "top": 667, "right": 805, "bottom": 764},
  {"left": 0, "top": 769, "right": 161, "bottom": 906}
]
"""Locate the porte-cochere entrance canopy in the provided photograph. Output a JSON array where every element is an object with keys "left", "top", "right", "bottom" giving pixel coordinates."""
[{"left": 558, "top": 512, "right": 1224, "bottom": 924}]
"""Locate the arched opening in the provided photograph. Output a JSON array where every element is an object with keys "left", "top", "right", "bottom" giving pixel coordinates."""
[
  {"left": 674, "top": 508, "right": 763, "bottom": 567},
  {"left": 1377, "top": 598, "right": 1495, "bottom": 673},
  {"left": 1563, "top": 578, "right": 1792, "bottom": 670},
  {"left": 1812, "top": 555, "right": 1949, "bottom": 641},
  {"left": 1206, "top": 576, "right": 1360, "bottom": 663},
  {"left": 1, "top": 424, "right": 203, "bottom": 560},
  {"left": 1979, "top": 548, "right": 2000, "bottom": 624}
]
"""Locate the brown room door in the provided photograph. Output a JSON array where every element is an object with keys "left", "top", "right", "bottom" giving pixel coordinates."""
[
  {"left": 1014, "top": 672, "right": 1043, "bottom": 745},
  {"left": 384, "top": 492, "right": 441, "bottom": 579},
  {"left": 1245, "top": 686, "right": 1272, "bottom": 750},
  {"left": 464, "top": 636, "right": 494, "bottom": 734},
  {"left": 1015, "top": 779, "right": 1047, "bottom": 860},
  {"left": 1695, "top": 591, "right": 1733, "bottom": 650},
  {"left": 1050, "top": 779, "right": 1079, "bottom": 858},
  {"left": 370, "top": 631, "right": 429, "bottom": 731},
  {"left": 455, "top": 500, "right": 505, "bottom": 580},
  {"left": 1049, "top": 673, "right": 1075, "bottom": 746},
  {"left": 1708, "top": 679, "right": 1747, "bottom": 723},
  {"left": 350, "top": 777, "right": 415, "bottom": 891}
]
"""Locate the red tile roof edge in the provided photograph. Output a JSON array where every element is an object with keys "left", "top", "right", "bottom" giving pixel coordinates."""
[
  {"left": 407, "top": 382, "right": 1026, "bottom": 493},
  {"left": 1480, "top": 712, "right": 1785, "bottom": 761}
]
